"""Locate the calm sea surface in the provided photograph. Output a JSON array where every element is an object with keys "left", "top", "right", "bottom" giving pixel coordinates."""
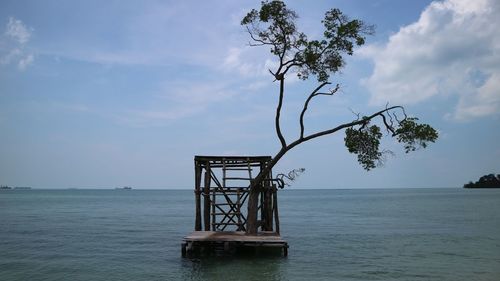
[{"left": 1, "top": 188, "right": 499, "bottom": 281}]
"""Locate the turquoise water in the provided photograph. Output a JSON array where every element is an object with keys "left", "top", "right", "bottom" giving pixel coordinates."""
[{"left": 1, "top": 188, "right": 499, "bottom": 280}]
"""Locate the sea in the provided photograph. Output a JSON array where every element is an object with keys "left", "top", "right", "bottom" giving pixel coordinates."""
[{"left": 1, "top": 188, "right": 499, "bottom": 281}]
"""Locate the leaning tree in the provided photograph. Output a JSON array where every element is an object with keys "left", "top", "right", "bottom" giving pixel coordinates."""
[{"left": 242, "top": 1, "right": 438, "bottom": 234}]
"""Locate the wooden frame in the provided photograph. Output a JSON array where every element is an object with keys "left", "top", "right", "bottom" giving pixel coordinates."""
[{"left": 193, "top": 156, "right": 280, "bottom": 233}]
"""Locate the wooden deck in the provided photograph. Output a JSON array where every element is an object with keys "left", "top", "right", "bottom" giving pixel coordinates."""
[{"left": 182, "top": 231, "right": 288, "bottom": 257}]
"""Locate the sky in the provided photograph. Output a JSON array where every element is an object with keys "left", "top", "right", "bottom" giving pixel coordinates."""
[{"left": 1, "top": 0, "right": 499, "bottom": 189}]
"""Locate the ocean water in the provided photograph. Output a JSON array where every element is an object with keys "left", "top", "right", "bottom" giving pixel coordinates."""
[{"left": 1, "top": 188, "right": 499, "bottom": 281}]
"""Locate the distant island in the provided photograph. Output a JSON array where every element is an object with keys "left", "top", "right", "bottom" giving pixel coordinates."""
[
  {"left": 464, "top": 174, "right": 500, "bottom": 188},
  {"left": 0, "top": 186, "right": 32, "bottom": 190}
]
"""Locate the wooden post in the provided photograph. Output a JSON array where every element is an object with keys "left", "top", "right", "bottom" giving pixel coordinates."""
[
  {"left": 211, "top": 174, "right": 216, "bottom": 231},
  {"left": 273, "top": 185, "right": 280, "bottom": 234},
  {"left": 194, "top": 162, "right": 202, "bottom": 231},
  {"left": 237, "top": 187, "right": 242, "bottom": 231},
  {"left": 262, "top": 194, "right": 268, "bottom": 230},
  {"left": 246, "top": 187, "right": 259, "bottom": 235},
  {"left": 203, "top": 162, "right": 211, "bottom": 231},
  {"left": 259, "top": 161, "right": 265, "bottom": 231},
  {"left": 267, "top": 168, "right": 274, "bottom": 231},
  {"left": 266, "top": 188, "right": 273, "bottom": 231}
]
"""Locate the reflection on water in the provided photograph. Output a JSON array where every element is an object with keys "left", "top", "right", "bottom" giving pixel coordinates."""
[{"left": 181, "top": 255, "right": 286, "bottom": 281}]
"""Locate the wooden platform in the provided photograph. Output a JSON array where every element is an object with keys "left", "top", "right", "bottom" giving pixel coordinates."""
[{"left": 182, "top": 231, "right": 288, "bottom": 257}]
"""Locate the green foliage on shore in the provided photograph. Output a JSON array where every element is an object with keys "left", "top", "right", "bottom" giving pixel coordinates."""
[{"left": 464, "top": 174, "right": 500, "bottom": 188}]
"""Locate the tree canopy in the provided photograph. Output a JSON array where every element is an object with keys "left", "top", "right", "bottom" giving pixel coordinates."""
[{"left": 242, "top": 1, "right": 374, "bottom": 82}]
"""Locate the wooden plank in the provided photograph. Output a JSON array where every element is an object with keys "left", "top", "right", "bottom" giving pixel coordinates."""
[
  {"left": 263, "top": 188, "right": 273, "bottom": 231},
  {"left": 213, "top": 203, "right": 240, "bottom": 225},
  {"left": 211, "top": 190, "right": 247, "bottom": 194},
  {"left": 203, "top": 163, "right": 211, "bottom": 231},
  {"left": 211, "top": 212, "right": 241, "bottom": 215},
  {"left": 195, "top": 155, "right": 272, "bottom": 161},
  {"left": 223, "top": 167, "right": 253, "bottom": 171},
  {"left": 207, "top": 164, "right": 263, "bottom": 168},
  {"left": 237, "top": 187, "right": 242, "bottom": 231},
  {"left": 211, "top": 169, "right": 216, "bottom": 230},
  {"left": 194, "top": 163, "right": 202, "bottom": 231},
  {"left": 184, "top": 231, "right": 286, "bottom": 243},
  {"left": 222, "top": 157, "right": 226, "bottom": 188},
  {"left": 224, "top": 177, "right": 253, "bottom": 180}
]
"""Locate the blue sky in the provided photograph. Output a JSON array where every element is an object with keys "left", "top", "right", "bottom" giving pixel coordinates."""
[{"left": 1, "top": 0, "right": 499, "bottom": 189}]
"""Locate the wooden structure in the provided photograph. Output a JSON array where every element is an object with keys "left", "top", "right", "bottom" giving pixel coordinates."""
[{"left": 182, "top": 156, "right": 288, "bottom": 257}]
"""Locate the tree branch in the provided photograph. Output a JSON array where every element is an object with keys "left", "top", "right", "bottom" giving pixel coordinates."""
[
  {"left": 299, "top": 82, "right": 332, "bottom": 138},
  {"left": 282, "top": 58, "right": 297, "bottom": 67},
  {"left": 283, "top": 60, "right": 304, "bottom": 75},
  {"left": 278, "top": 24, "right": 287, "bottom": 67},
  {"left": 381, "top": 113, "right": 396, "bottom": 135},
  {"left": 245, "top": 26, "right": 275, "bottom": 46},
  {"left": 301, "top": 106, "right": 404, "bottom": 143}
]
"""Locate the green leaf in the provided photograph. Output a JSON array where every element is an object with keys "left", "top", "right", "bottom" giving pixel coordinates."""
[
  {"left": 395, "top": 118, "right": 438, "bottom": 153},
  {"left": 344, "top": 125, "right": 383, "bottom": 170}
]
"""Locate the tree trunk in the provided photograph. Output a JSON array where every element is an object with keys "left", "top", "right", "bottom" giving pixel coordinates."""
[
  {"left": 246, "top": 187, "right": 260, "bottom": 234},
  {"left": 246, "top": 148, "right": 287, "bottom": 234}
]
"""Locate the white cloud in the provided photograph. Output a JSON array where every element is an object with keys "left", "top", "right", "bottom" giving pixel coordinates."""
[
  {"left": 221, "top": 46, "right": 302, "bottom": 86},
  {"left": 241, "top": 80, "right": 271, "bottom": 91},
  {"left": 0, "top": 48, "right": 21, "bottom": 64},
  {"left": 223, "top": 47, "right": 243, "bottom": 69},
  {"left": 5, "top": 17, "right": 32, "bottom": 44},
  {"left": 18, "top": 53, "right": 34, "bottom": 70},
  {"left": 453, "top": 72, "right": 500, "bottom": 120},
  {"left": 362, "top": 0, "right": 500, "bottom": 120},
  {"left": 222, "top": 46, "right": 274, "bottom": 77},
  {"left": 1, "top": 17, "right": 34, "bottom": 70}
]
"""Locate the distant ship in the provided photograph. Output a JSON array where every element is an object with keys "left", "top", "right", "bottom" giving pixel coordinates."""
[
  {"left": 1, "top": 185, "right": 12, "bottom": 190},
  {"left": 115, "top": 186, "right": 132, "bottom": 190}
]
